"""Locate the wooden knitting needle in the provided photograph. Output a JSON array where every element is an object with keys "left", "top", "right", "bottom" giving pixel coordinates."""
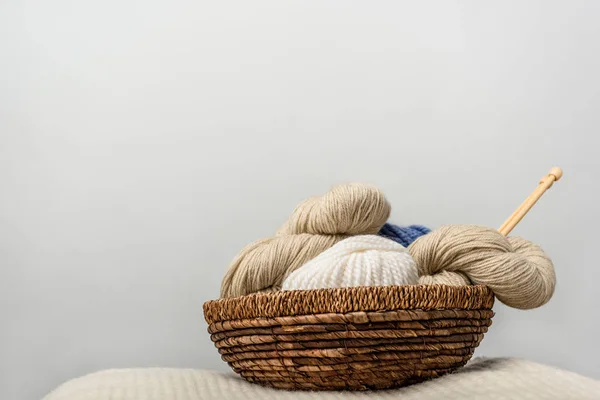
[{"left": 498, "top": 167, "right": 563, "bottom": 236}]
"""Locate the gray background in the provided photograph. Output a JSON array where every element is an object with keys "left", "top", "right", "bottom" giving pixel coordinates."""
[{"left": 1, "top": 1, "right": 600, "bottom": 399}]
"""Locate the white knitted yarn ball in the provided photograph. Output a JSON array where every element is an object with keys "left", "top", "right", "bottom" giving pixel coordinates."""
[{"left": 281, "top": 235, "right": 418, "bottom": 290}]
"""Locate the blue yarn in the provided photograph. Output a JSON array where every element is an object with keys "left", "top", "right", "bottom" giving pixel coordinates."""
[{"left": 378, "top": 223, "right": 431, "bottom": 247}]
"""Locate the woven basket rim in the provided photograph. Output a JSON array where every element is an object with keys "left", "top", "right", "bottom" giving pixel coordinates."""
[{"left": 203, "top": 285, "right": 494, "bottom": 325}]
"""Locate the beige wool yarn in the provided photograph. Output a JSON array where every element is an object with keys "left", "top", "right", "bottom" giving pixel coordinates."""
[
  {"left": 409, "top": 224, "right": 556, "bottom": 309},
  {"left": 220, "top": 183, "right": 391, "bottom": 298}
]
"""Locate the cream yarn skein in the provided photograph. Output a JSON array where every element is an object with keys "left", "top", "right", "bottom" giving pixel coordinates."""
[
  {"left": 409, "top": 224, "right": 556, "bottom": 309},
  {"left": 282, "top": 235, "right": 418, "bottom": 290},
  {"left": 220, "top": 183, "right": 391, "bottom": 298}
]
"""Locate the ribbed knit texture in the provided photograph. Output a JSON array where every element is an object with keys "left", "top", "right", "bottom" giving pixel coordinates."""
[
  {"left": 43, "top": 358, "right": 600, "bottom": 400},
  {"left": 281, "top": 235, "right": 418, "bottom": 290},
  {"left": 379, "top": 223, "right": 431, "bottom": 247}
]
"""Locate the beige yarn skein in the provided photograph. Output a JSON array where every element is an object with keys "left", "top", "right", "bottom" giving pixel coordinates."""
[
  {"left": 409, "top": 224, "right": 556, "bottom": 309},
  {"left": 220, "top": 183, "right": 391, "bottom": 298}
]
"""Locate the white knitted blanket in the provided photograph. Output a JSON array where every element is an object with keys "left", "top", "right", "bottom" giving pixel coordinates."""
[{"left": 44, "top": 358, "right": 600, "bottom": 400}]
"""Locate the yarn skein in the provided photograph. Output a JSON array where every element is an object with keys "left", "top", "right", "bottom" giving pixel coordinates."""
[
  {"left": 379, "top": 223, "right": 430, "bottom": 247},
  {"left": 408, "top": 224, "right": 556, "bottom": 309},
  {"left": 220, "top": 183, "right": 391, "bottom": 298},
  {"left": 282, "top": 235, "right": 418, "bottom": 290}
]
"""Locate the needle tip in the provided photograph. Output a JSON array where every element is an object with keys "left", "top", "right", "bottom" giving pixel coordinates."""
[{"left": 549, "top": 167, "right": 563, "bottom": 181}]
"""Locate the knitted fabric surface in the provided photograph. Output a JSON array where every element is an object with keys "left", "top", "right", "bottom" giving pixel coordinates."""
[
  {"left": 43, "top": 358, "right": 600, "bottom": 400},
  {"left": 379, "top": 223, "right": 430, "bottom": 247},
  {"left": 281, "top": 235, "right": 418, "bottom": 290}
]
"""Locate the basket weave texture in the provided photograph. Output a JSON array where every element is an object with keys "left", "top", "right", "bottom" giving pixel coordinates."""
[{"left": 203, "top": 285, "right": 494, "bottom": 391}]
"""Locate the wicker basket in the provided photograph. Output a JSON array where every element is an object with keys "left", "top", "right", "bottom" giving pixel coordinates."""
[{"left": 203, "top": 285, "right": 494, "bottom": 391}]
